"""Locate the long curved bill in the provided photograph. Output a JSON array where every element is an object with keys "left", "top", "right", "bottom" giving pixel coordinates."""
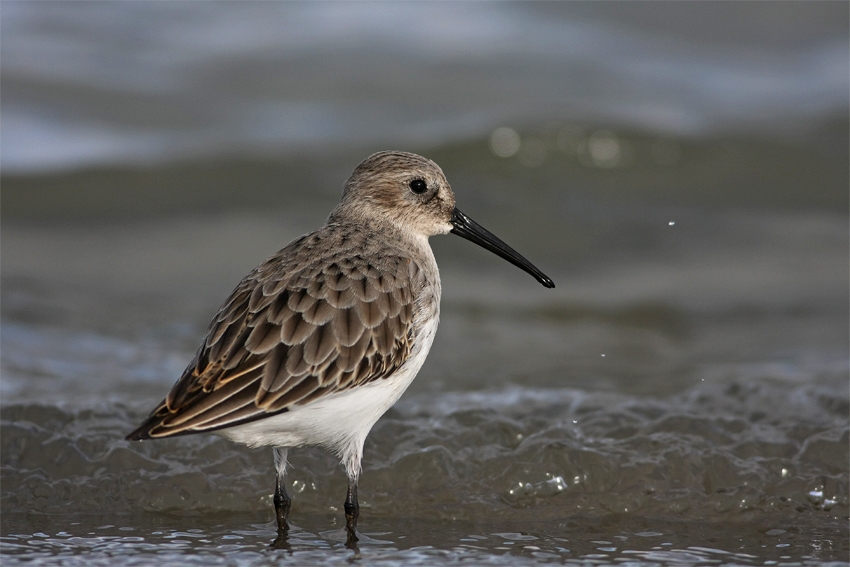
[{"left": 450, "top": 207, "right": 555, "bottom": 288}]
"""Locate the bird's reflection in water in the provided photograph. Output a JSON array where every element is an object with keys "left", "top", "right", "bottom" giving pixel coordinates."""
[
  {"left": 269, "top": 522, "right": 362, "bottom": 559},
  {"left": 270, "top": 529, "right": 292, "bottom": 553},
  {"left": 345, "top": 524, "right": 361, "bottom": 559}
]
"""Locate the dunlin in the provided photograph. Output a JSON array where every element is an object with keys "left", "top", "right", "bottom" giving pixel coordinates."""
[{"left": 126, "top": 151, "right": 553, "bottom": 548}]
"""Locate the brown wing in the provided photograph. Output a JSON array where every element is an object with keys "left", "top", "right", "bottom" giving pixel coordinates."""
[{"left": 126, "top": 234, "right": 421, "bottom": 440}]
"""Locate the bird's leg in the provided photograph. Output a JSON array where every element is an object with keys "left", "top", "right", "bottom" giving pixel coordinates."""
[
  {"left": 271, "top": 448, "right": 291, "bottom": 550},
  {"left": 344, "top": 480, "right": 360, "bottom": 551},
  {"left": 274, "top": 471, "right": 291, "bottom": 531}
]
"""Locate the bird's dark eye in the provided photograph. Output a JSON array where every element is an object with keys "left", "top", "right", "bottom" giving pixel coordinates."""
[{"left": 409, "top": 179, "right": 428, "bottom": 194}]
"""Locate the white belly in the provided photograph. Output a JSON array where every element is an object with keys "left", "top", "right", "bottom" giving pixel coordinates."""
[{"left": 218, "top": 315, "right": 439, "bottom": 479}]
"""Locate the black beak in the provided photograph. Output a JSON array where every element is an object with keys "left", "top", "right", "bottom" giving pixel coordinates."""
[{"left": 450, "top": 207, "right": 555, "bottom": 288}]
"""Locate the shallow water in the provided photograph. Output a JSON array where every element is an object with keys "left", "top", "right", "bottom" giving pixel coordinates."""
[
  {"left": 2, "top": 514, "right": 847, "bottom": 566},
  {"left": 2, "top": 3, "right": 849, "bottom": 566}
]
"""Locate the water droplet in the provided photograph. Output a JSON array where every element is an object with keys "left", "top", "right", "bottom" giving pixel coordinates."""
[
  {"left": 490, "top": 127, "right": 521, "bottom": 158},
  {"left": 546, "top": 476, "right": 567, "bottom": 492},
  {"left": 581, "top": 130, "right": 622, "bottom": 168}
]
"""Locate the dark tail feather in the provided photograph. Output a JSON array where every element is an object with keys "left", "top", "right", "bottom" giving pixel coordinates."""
[
  {"left": 125, "top": 426, "right": 152, "bottom": 441},
  {"left": 125, "top": 404, "right": 290, "bottom": 440},
  {"left": 125, "top": 412, "right": 164, "bottom": 441}
]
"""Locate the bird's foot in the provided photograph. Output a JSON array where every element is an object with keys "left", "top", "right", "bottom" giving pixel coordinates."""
[
  {"left": 271, "top": 529, "right": 292, "bottom": 552},
  {"left": 344, "top": 511, "right": 360, "bottom": 556}
]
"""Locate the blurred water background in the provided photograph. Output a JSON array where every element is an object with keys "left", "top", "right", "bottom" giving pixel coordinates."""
[{"left": 2, "top": 2, "right": 848, "bottom": 565}]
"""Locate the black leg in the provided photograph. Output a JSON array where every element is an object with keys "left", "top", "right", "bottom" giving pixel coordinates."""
[
  {"left": 344, "top": 481, "right": 360, "bottom": 552},
  {"left": 271, "top": 475, "right": 292, "bottom": 550},
  {"left": 271, "top": 448, "right": 291, "bottom": 551},
  {"left": 274, "top": 472, "right": 291, "bottom": 533}
]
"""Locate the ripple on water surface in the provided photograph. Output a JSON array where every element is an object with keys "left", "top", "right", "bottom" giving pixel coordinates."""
[
  {"left": 2, "top": 383, "right": 847, "bottom": 559},
  {"left": 1, "top": 514, "right": 848, "bottom": 566}
]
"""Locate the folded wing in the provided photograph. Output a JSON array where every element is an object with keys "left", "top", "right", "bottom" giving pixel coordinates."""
[{"left": 127, "top": 243, "right": 419, "bottom": 440}]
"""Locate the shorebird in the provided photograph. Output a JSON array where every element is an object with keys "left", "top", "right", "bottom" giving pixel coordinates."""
[{"left": 126, "top": 151, "right": 554, "bottom": 548}]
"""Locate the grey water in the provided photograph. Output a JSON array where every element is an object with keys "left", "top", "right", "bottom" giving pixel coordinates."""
[{"left": 2, "top": 3, "right": 848, "bottom": 565}]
